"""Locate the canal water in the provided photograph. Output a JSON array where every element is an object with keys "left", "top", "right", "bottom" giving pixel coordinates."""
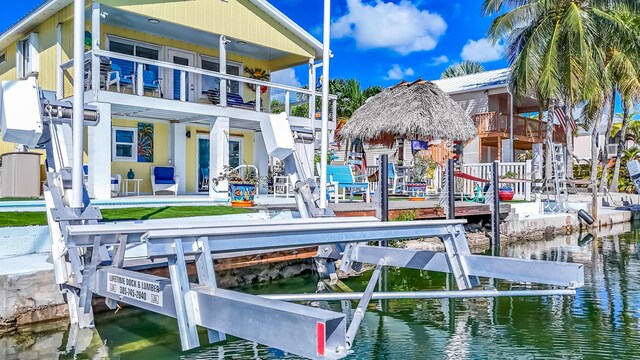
[{"left": 2, "top": 223, "right": 640, "bottom": 359}]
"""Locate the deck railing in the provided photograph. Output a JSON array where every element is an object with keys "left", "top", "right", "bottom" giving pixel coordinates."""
[
  {"left": 59, "top": 49, "right": 337, "bottom": 122},
  {"left": 472, "top": 112, "right": 565, "bottom": 144}
]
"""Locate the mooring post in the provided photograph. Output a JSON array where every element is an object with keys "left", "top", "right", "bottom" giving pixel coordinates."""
[
  {"left": 379, "top": 154, "right": 389, "bottom": 247},
  {"left": 447, "top": 159, "right": 455, "bottom": 220},
  {"left": 492, "top": 160, "right": 501, "bottom": 250}
]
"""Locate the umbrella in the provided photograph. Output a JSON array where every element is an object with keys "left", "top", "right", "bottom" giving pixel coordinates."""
[{"left": 339, "top": 79, "right": 477, "bottom": 147}]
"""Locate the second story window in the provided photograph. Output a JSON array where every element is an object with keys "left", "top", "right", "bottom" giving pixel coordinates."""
[
  {"left": 17, "top": 33, "right": 39, "bottom": 78},
  {"left": 108, "top": 37, "right": 160, "bottom": 86},
  {"left": 201, "top": 57, "right": 242, "bottom": 96}
]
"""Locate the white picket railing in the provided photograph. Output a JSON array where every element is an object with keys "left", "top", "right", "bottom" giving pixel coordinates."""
[{"left": 366, "top": 161, "right": 532, "bottom": 200}]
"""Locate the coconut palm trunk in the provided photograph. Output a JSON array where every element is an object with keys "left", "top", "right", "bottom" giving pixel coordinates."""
[
  {"left": 590, "top": 117, "right": 600, "bottom": 219},
  {"left": 545, "top": 103, "right": 554, "bottom": 180},
  {"left": 599, "top": 88, "right": 617, "bottom": 191},
  {"left": 565, "top": 102, "right": 574, "bottom": 179},
  {"left": 610, "top": 100, "right": 630, "bottom": 192}
]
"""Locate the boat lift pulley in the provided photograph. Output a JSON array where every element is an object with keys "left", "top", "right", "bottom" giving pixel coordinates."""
[{"left": 0, "top": 78, "right": 584, "bottom": 359}]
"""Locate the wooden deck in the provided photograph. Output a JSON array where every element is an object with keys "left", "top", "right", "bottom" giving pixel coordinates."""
[{"left": 330, "top": 198, "right": 511, "bottom": 220}]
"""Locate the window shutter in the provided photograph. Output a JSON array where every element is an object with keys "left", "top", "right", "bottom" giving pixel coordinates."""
[{"left": 27, "top": 33, "right": 39, "bottom": 74}]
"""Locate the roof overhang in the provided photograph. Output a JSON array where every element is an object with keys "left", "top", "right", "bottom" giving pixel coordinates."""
[{"left": 0, "top": 0, "right": 323, "bottom": 59}]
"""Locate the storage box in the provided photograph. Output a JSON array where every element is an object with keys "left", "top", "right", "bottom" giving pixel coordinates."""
[{"left": 0, "top": 78, "right": 43, "bottom": 148}]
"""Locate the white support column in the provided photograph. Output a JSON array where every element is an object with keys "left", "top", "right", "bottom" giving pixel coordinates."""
[
  {"left": 71, "top": 0, "right": 86, "bottom": 208},
  {"left": 171, "top": 123, "right": 187, "bottom": 194},
  {"left": 91, "top": 2, "right": 100, "bottom": 92},
  {"left": 219, "top": 36, "right": 228, "bottom": 107},
  {"left": 253, "top": 131, "right": 269, "bottom": 194},
  {"left": 319, "top": 0, "right": 332, "bottom": 208},
  {"left": 284, "top": 90, "right": 290, "bottom": 115},
  {"left": 136, "top": 63, "right": 144, "bottom": 96},
  {"left": 209, "top": 116, "right": 229, "bottom": 200},
  {"left": 180, "top": 71, "right": 186, "bottom": 102},
  {"left": 308, "top": 58, "right": 316, "bottom": 123},
  {"left": 88, "top": 102, "right": 112, "bottom": 199},
  {"left": 56, "top": 23, "right": 63, "bottom": 99}
]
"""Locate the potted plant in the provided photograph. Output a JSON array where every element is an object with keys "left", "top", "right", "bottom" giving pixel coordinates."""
[
  {"left": 407, "top": 155, "right": 435, "bottom": 201},
  {"left": 212, "top": 166, "right": 260, "bottom": 207},
  {"left": 498, "top": 171, "right": 516, "bottom": 201}
]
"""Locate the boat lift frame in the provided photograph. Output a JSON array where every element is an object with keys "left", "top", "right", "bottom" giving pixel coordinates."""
[{"left": 0, "top": 79, "right": 584, "bottom": 359}]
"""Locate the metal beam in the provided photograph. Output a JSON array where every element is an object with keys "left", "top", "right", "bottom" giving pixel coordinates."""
[
  {"left": 261, "top": 289, "right": 577, "bottom": 301},
  {"left": 352, "top": 245, "right": 584, "bottom": 288},
  {"left": 92, "top": 268, "right": 348, "bottom": 359}
]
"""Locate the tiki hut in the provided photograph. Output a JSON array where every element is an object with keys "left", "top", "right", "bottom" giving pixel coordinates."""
[{"left": 339, "top": 79, "right": 477, "bottom": 148}]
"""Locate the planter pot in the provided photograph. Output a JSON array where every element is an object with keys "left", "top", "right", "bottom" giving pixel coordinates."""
[
  {"left": 407, "top": 182, "right": 428, "bottom": 201},
  {"left": 498, "top": 188, "right": 514, "bottom": 201},
  {"left": 229, "top": 183, "right": 256, "bottom": 207}
]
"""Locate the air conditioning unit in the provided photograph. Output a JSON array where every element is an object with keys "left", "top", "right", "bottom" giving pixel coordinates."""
[{"left": 606, "top": 144, "right": 618, "bottom": 158}]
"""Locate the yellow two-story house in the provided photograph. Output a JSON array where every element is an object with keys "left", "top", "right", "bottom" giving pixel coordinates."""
[{"left": 0, "top": 0, "right": 333, "bottom": 199}]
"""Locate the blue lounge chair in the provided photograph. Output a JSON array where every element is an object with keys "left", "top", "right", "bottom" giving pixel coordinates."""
[
  {"left": 326, "top": 165, "right": 371, "bottom": 202},
  {"left": 142, "top": 69, "right": 162, "bottom": 97},
  {"left": 151, "top": 166, "right": 179, "bottom": 195}
]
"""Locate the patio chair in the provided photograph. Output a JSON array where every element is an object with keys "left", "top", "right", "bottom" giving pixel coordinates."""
[
  {"left": 142, "top": 69, "right": 162, "bottom": 97},
  {"left": 388, "top": 162, "right": 399, "bottom": 193},
  {"left": 83, "top": 165, "right": 121, "bottom": 196},
  {"left": 106, "top": 62, "right": 134, "bottom": 93},
  {"left": 326, "top": 165, "right": 372, "bottom": 202},
  {"left": 151, "top": 166, "right": 179, "bottom": 195}
]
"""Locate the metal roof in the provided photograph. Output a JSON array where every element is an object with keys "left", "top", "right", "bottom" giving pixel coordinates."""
[
  {"left": 0, "top": 0, "right": 323, "bottom": 58},
  {"left": 431, "top": 68, "right": 510, "bottom": 94}
]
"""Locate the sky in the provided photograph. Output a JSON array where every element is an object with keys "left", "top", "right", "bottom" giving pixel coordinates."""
[
  {"left": 1, "top": 0, "right": 507, "bottom": 91},
  {"left": 269, "top": 0, "right": 507, "bottom": 90}
]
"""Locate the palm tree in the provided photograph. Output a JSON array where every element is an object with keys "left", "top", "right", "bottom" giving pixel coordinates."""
[
  {"left": 483, "top": 0, "right": 638, "bottom": 197},
  {"left": 440, "top": 61, "right": 485, "bottom": 79},
  {"left": 611, "top": 108, "right": 639, "bottom": 191}
]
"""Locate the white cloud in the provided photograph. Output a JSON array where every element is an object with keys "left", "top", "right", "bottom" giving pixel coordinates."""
[
  {"left": 429, "top": 55, "right": 449, "bottom": 66},
  {"left": 385, "top": 64, "right": 415, "bottom": 80},
  {"left": 270, "top": 68, "right": 302, "bottom": 101},
  {"left": 332, "top": 0, "right": 447, "bottom": 55},
  {"left": 460, "top": 38, "right": 505, "bottom": 63},
  {"left": 270, "top": 68, "right": 301, "bottom": 87}
]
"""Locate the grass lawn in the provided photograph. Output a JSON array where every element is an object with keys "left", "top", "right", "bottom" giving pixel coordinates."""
[{"left": 0, "top": 206, "right": 253, "bottom": 227}]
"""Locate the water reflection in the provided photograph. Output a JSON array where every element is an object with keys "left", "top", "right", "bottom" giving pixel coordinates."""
[{"left": 2, "top": 222, "right": 640, "bottom": 359}]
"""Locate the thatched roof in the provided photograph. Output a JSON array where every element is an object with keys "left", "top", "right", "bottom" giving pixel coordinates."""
[{"left": 339, "top": 79, "right": 477, "bottom": 146}]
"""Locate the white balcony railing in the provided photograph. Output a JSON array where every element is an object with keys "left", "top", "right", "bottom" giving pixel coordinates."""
[{"left": 58, "top": 49, "right": 337, "bottom": 122}]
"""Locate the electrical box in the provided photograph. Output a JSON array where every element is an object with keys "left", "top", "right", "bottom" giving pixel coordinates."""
[
  {"left": 261, "top": 112, "right": 294, "bottom": 160},
  {"left": 0, "top": 77, "right": 43, "bottom": 148}
]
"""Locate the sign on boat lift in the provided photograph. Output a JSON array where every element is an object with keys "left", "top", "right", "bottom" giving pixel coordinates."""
[{"left": 0, "top": 78, "right": 584, "bottom": 359}]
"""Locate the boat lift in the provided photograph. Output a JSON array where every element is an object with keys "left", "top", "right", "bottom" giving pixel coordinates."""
[{"left": 0, "top": 78, "right": 584, "bottom": 359}]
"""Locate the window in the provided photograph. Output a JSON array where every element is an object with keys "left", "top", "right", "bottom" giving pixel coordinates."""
[
  {"left": 201, "top": 56, "right": 242, "bottom": 96},
  {"left": 17, "top": 33, "right": 39, "bottom": 78},
  {"left": 0, "top": 51, "right": 6, "bottom": 65},
  {"left": 112, "top": 127, "right": 137, "bottom": 162},
  {"left": 107, "top": 37, "right": 160, "bottom": 82},
  {"left": 229, "top": 137, "right": 243, "bottom": 168}
]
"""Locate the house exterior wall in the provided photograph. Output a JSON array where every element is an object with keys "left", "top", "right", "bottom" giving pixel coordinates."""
[
  {"left": 103, "top": 0, "right": 315, "bottom": 60},
  {"left": 0, "top": 1, "right": 311, "bottom": 197},
  {"left": 450, "top": 91, "right": 489, "bottom": 115}
]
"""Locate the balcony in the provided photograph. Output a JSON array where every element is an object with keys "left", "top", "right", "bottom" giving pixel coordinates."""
[
  {"left": 472, "top": 112, "right": 566, "bottom": 146},
  {"left": 58, "top": 50, "right": 337, "bottom": 130}
]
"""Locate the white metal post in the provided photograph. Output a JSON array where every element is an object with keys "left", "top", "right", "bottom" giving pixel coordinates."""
[
  {"left": 219, "top": 35, "right": 228, "bottom": 107},
  {"left": 72, "top": 0, "right": 86, "bottom": 208},
  {"left": 56, "top": 24, "right": 63, "bottom": 99},
  {"left": 308, "top": 58, "right": 316, "bottom": 126},
  {"left": 319, "top": 0, "right": 331, "bottom": 209},
  {"left": 137, "top": 63, "right": 144, "bottom": 96},
  {"left": 91, "top": 3, "right": 100, "bottom": 92},
  {"left": 284, "top": 90, "right": 290, "bottom": 115}
]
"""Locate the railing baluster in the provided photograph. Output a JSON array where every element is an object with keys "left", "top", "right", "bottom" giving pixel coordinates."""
[
  {"left": 255, "top": 87, "right": 261, "bottom": 112},
  {"left": 136, "top": 63, "right": 143, "bottom": 96},
  {"left": 180, "top": 70, "right": 186, "bottom": 102},
  {"left": 284, "top": 90, "right": 290, "bottom": 115}
]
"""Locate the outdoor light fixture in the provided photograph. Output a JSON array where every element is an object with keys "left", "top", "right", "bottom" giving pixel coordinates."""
[
  {"left": 148, "top": 18, "right": 160, "bottom": 24},
  {"left": 236, "top": 40, "right": 247, "bottom": 45}
]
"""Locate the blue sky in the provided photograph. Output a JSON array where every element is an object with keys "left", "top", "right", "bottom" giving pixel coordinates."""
[
  {"left": 2, "top": 0, "right": 507, "bottom": 90},
  {"left": 269, "top": 0, "right": 507, "bottom": 89}
]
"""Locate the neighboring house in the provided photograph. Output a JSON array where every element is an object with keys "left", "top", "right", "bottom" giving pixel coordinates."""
[
  {"left": 0, "top": 0, "right": 333, "bottom": 199},
  {"left": 431, "top": 68, "right": 566, "bottom": 163}
]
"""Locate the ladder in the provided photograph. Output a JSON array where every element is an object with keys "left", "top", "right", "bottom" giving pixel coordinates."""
[{"left": 550, "top": 141, "right": 569, "bottom": 212}]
